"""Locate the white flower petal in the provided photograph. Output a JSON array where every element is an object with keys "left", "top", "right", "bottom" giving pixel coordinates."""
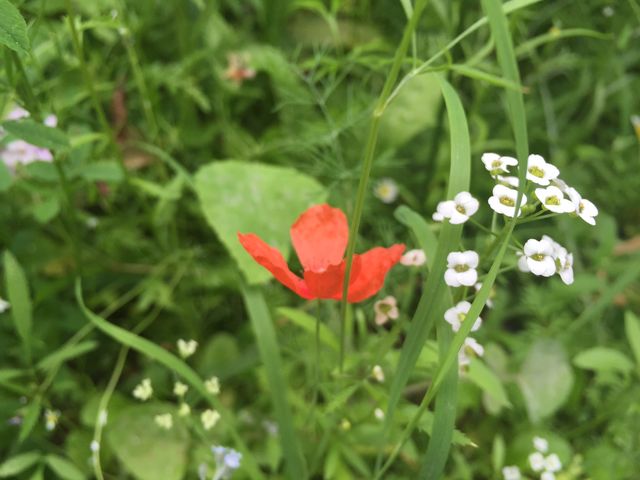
[{"left": 457, "top": 269, "right": 478, "bottom": 286}]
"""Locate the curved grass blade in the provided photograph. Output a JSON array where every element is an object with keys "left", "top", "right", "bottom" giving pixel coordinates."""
[
  {"left": 74, "top": 280, "right": 265, "bottom": 480},
  {"left": 241, "top": 285, "right": 308, "bottom": 479},
  {"left": 394, "top": 206, "right": 438, "bottom": 270},
  {"left": 4, "top": 251, "right": 33, "bottom": 363}
]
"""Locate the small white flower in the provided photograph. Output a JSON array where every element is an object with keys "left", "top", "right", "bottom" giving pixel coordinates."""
[
  {"left": 371, "top": 365, "right": 385, "bottom": 383},
  {"left": 474, "top": 282, "right": 495, "bottom": 308},
  {"left": 556, "top": 250, "right": 574, "bottom": 285},
  {"left": 205, "top": 376, "right": 220, "bottom": 395},
  {"left": 400, "top": 249, "right": 427, "bottom": 266},
  {"left": 201, "top": 409, "right": 220, "bottom": 430},
  {"left": 154, "top": 413, "right": 173, "bottom": 430},
  {"left": 534, "top": 186, "right": 574, "bottom": 213},
  {"left": 526, "top": 154, "right": 560, "bottom": 186},
  {"left": 551, "top": 177, "right": 570, "bottom": 193},
  {"left": 529, "top": 451, "right": 545, "bottom": 472},
  {"left": 523, "top": 238, "right": 556, "bottom": 277},
  {"left": 374, "top": 178, "right": 399, "bottom": 204},
  {"left": 436, "top": 191, "right": 480, "bottom": 224},
  {"left": 444, "top": 301, "right": 482, "bottom": 333},
  {"left": 90, "top": 441, "right": 100, "bottom": 453},
  {"left": 0, "top": 298, "right": 10, "bottom": 313},
  {"left": 178, "top": 403, "right": 191, "bottom": 417},
  {"left": 374, "top": 296, "right": 399, "bottom": 325},
  {"left": 496, "top": 175, "right": 520, "bottom": 188},
  {"left": 173, "top": 381, "right": 188, "bottom": 397},
  {"left": 44, "top": 409, "right": 60, "bottom": 431},
  {"left": 132, "top": 378, "right": 153, "bottom": 401},
  {"left": 374, "top": 408, "right": 385, "bottom": 421},
  {"left": 177, "top": 339, "right": 198, "bottom": 358},
  {"left": 602, "top": 5, "right": 614, "bottom": 16},
  {"left": 533, "top": 436, "right": 549, "bottom": 453},
  {"left": 540, "top": 472, "right": 556, "bottom": 480},
  {"left": 567, "top": 187, "right": 598, "bottom": 225},
  {"left": 98, "top": 410, "right": 108, "bottom": 427},
  {"left": 262, "top": 420, "right": 278, "bottom": 436},
  {"left": 444, "top": 251, "right": 479, "bottom": 287},
  {"left": 432, "top": 201, "right": 449, "bottom": 222},
  {"left": 488, "top": 184, "right": 527, "bottom": 218},
  {"left": 544, "top": 453, "right": 562, "bottom": 472},
  {"left": 458, "top": 337, "right": 484, "bottom": 368},
  {"left": 502, "top": 465, "right": 521, "bottom": 480},
  {"left": 481, "top": 152, "right": 518, "bottom": 175},
  {"left": 517, "top": 252, "right": 530, "bottom": 272}
]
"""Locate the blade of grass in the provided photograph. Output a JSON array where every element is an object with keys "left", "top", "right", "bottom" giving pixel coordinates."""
[
  {"left": 375, "top": 0, "right": 532, "bottom": 473},
  {"left": 74, "top": 279, "right": 265, "bottom": 480},
  {"left": 394, "top": 206, "right": 438, "bottom": 270},
  {"left": 4, "top": 251, "right": 33, "bottom": 364},
  {"left": 514, "top": 28, "right": 610, "bottom": 57},
  {"left": 241, "top": 285, "right": 307, "bottom": 480}
]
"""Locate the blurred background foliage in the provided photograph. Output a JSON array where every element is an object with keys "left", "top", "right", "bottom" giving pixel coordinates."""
[{"left": 0, "top": 0, "right": 639, "bottom": 478}]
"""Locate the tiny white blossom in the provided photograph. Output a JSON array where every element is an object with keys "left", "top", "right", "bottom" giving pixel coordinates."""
[
  {"left": 44, "top": 409, "right": 60, "bottom": 431},
  {"left": 132, "top": 378, "right": 153, "bottom": 401},
  {"left": 496, "top": 175, "right": 520, "bottom": 188},
  {"left": 488, "top": 184, "right": 527, "bottom": 218},
  {"left": 374, "top": 408, "right": 385, "bottom": 421},
  {"left": 0, "top": 298, "right": 10, "bottom": 313},
  {"left": 177, "top": 339, "right": 198, "bottom": 358},
  {"left": 374, "top": 296, "right": 399, "bottom": 325},
  {"left": 544, "top": 453, "right": 562, "bottom": 472},
  {"left": 540, "top": 472, "right": 556, "bottom": 480},
  {"left": 432, "top": 200, "right": 449, "bottom": 222},
  {"left": 444, "top": 301, "right": 482, "bottom": 333},
  {"left": 517, "top": 252, "right": 530, "bottom": 272},
  {"left": 535, "top": 186, "right": 574, "bottom": 213},
  {"left": 551, "top": 177, "right": 570, "bottom": 193},
  {"left": 602, "top": 5, "right": 614, "bottom": 16},
  {"left": 437, "top": 191, "right": 480, "bottom": 224},
  {"left": 154, "top": 413, "right": 173, "bottom": 430},
  {"left": 533, "top": 436, "right": 549, "bottom": 453},
  {"left": 474, "top": 282, "right": 495, "bottom": 308},
  {"left": 481, "top": 152, "right": 518, "bottom": 175},
  {"left": 502, "top": 465, "right": 521, "bottom": 480},
  {"left": 178, "top": 403, "right": 191, "bottom": 417},
  {"left": 374, "top": 178, "right": 399, "bottom": 204},
  {"left": 523, "top": 238, "right": 556, "bottom": 277},
  {"left": 173, "top": 381, "right": 188, "bottom": 397},
  {"left": 529, "top": 451, "right": 545, "bottom": 472},
  {"left": 98, "top": 410, "right": 108, "bottom": 427},
  {"left": 201, "top": 409, "right": 221, "bottom": 430},
  {"left": 371, "top": 365, "right": 385, "bottom": 383},
  {"left": 90, "top": 440, "right": 100, "bottom": 453},
  {"left": 444, "top": 251, "right": 479, "bottom": 287},
  {"left": 567, "top": 187, "right": 598, "bottom": 225},
  {"left": 526, "top": 154, "right": 560, "bottom": 186},
  {"left": 205, "top": 376, "right": 220, "bottom": 395},
  {"left": 458, "top": 337, "right": 484, "bottom": 368},
  {"left": 400, "top": 249, "right": 427, "bottom": 267}
]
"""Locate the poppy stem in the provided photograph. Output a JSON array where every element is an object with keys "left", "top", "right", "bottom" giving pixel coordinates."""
[{"left": 339, "top": 0, "right": 430, "bottom": 372}]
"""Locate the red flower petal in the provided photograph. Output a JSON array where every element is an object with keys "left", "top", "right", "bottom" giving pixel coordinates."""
[
  {"left": 238, "top": 233, "right": 313, "bottom": 299},
  {"left": 345, "top": 244, "right": 405, "bottom": 302},
  {"left": 290, "top": 204, "right": 348, "bottom": 272},
  {"left": 303, "top": 258, "right": 362, "bottom": 299}
]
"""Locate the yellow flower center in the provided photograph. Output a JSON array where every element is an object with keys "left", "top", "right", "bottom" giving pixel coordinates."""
[
  {"left": 454, "top": 264, "right": 469, "bottom": 273},
  {"left": 528, "top": 166, "right": 545, "bottom": 178},
  {"left": 455, "top": 205, "right": 466, "bottom": 214},
  {"left": 531, "top": 253, "right": 546, "bottom": 261},
  {"left": 499, "top": 195, "right": 515, "bottom": 207},
  {"left": 546, "top": 195, "right": 560, "bottom": 206}
]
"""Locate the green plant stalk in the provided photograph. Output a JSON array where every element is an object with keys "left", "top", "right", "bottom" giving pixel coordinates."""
[
  {"left": 9, "top": 51, "right": 40, "bottom": 117},
  {"left": 339, "top": 0, "right": 430, "bottom": 370}
]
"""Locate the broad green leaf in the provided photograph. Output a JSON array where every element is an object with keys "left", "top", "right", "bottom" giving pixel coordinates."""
[
  {"left": 4, "top": 251, "right": 33, "bottom": 357},
  {"left": 32, "top": 196, "right": 60, "bottom": 224},
  {"left": 106, "top": 405, "right": 188, "bottom": 480},
  {"left": 2, "top": 120, "right": 69, "bottom": 150},
  {"left": 194, "top": 160, "right": 326, "bottom": 284},
  {"left": 0, "top": 161, "right": 12, "bottom": 191},
  {"left": 277, "top": 307, "right": 339, "bottom": 351},
  {"left": 0, "top": 452, "right": 41, "bottom": 477},
  {"left": 624, "top": 311, "right": 640, "bottom": 370},
  {"left": 0, "top": 368, "right": 25, "bottom": 383},
  {"left": 0, "top": 0, "right": 30, "bottom": 54},
  {"left": 37, "top": 340, "right": 98, "bottom": 372},
  {"left": 75, "top": 161, "right": 123, "bottom": 182},
  {"left": 517, "top": 340, "right": 574, "bottom": 423},
  {"left": 466, "top": 358, "right": 511, "bottom": 411},
  {"left": 573, "top": 347, "right": 634, "bottom": 374},
  {"left": 19, "top": 396, "right": 42, "bottom": 443},
  {"left": 44, "top": 455, "right": 85, "bottom": 480}
]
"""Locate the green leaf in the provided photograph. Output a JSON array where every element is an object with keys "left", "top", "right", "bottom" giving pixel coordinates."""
[
  {"left": 624, "top": 311, "right": 640, "bottom": 370},
  {"left": 37, "top": 340, "right": 98, "bottom": 372},
  {"left": 106, "top": 405, "right": 187, "bottom": 480},
  {"left": 0, "top": 161, "right": 12, "bottom": 191},
  {"left": 44, "top": 455, "right": 85, "bottom": 480},
  {"left": 74, "top": 280, "right": 265, "bottom": 480},
  {"left": 517, "top": 340, "right": 574, "bottom": 423},
  {"left": 18, "top": 396, "right": 42, "bottom": 444},
  {"left": 4, "top": 251, "right": 33, "bottom": 358},
  {"left": 573, "top": 347, "right": 634, "bottom": 374},
  {"left": 241, "top": 286, "right": 307, "bottom": 479},
  {"left": 76, "top": 161, "right": 124, "bottom": 182},
  {"left": 0, "top": 452, "right": 41, "bottom": 477},
  {"left": 194, "top": 160, "right": 326, "bottom": 284},
  {"left": 2, "top": 120, "right": 69, "bottom": 150},
  {"left": 394, "top": 205, "right": 437, "bottom": 270},
  {"left": 32, "top": 196, "right": 60, "bottom": 224},
  {"left": 466, "top": 358, "right": 511, "bottom": 411},
  {"left": 0, "top": 0, "right": 30, "bottom": 54},
  {"left": 277, "top": 307, "right": 339, "bottom": 351}
]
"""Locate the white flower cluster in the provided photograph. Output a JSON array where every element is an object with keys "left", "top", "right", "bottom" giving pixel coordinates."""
[
  {"left": 528, "top": 436, "right": 563, "bottom": 480},
  {"left": 482, "top": 152, "right": 598, "bottom": 225},
  {"left": 445, "top": 301, "right": 484, "bottom": 369},
  {"left": 518, "top": 235, "right": 574, "bottom": 285},
  {"left": 433, "top": 191, "right": 479, "bottom": 224}
]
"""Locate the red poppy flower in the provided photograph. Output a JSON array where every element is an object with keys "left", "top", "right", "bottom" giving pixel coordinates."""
[{"left": 238, "top": 204, "right": 405, "bottom": 303}]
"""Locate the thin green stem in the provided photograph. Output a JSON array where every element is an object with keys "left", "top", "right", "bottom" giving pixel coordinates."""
[{"left": 338, "top": 0, "right": 430, "bottom": 371}]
